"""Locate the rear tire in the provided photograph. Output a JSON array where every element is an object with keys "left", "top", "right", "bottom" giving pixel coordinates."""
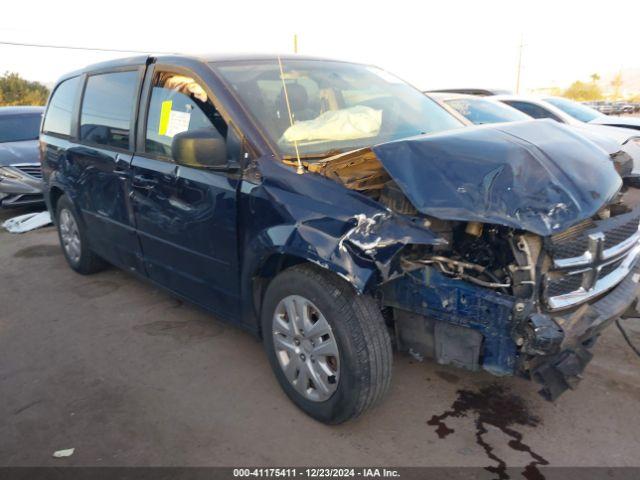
[
  {"left": 262, "top": 264, "right": 392, "bottom": 424},
  {"left": 56, "top": 194, "right": 108, "bottom": 274}
]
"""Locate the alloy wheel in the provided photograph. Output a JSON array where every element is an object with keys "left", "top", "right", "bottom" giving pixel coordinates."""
[
  {"left": 59, "top": 209, "right": 81, "bottom": 264},
  {"left": 272, "top": 295, "right": 340, "bottom": 402}
]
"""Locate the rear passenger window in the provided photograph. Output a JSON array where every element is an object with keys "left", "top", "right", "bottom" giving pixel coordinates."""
[
  {"left": 80, "top": 71, "right": 139, "bottom": 149},
  {"left": 43, "top": 76, "right": 81, "bottom": 136},
  {"left": 145, "top": 72, "right": 228, "bottom": 158}
]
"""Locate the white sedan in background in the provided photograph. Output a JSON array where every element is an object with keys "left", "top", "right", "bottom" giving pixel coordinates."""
[{"left": 428, "top": 92, "right": 640, "bottom": 181}]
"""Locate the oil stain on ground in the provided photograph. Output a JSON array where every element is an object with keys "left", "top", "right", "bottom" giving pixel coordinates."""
[
  {"left": 14, "top": 245, "right": 60, "bottom": 258},
  {"left": 427, "top": 384, "right": 548, "bottom": 480}
]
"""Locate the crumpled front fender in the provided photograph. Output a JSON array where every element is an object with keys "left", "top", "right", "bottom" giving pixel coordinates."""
[{"left": 238, "top": 156, "right": 444, "bottom": 328}]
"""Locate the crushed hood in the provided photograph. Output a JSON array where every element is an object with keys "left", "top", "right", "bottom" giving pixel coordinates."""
[{"left": 372, "top": 120, "right": 622, "bottom": 236}]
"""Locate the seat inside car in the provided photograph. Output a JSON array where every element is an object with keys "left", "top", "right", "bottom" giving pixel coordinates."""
[{"left": 276, "top": 83, "right": 317, "bottom": 129}]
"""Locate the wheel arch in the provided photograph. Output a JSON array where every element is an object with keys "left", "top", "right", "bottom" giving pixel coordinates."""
[
  {"left": 250, "top": 252, "right": 376, "bottom": 338},
  {"left": 48, "top": 185, "right": 65, "bottom": 223}
]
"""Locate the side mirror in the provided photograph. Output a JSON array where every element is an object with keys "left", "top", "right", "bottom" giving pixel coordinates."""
[{"left": 171, "top": 128, "right": 227, "bottom": 169}]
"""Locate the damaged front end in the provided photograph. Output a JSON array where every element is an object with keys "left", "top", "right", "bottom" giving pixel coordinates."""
[
  {"left": 293, "top": 120, "right": 640, "bottom": 400},
  {"left": 380, "top": 211, "right": 640, "bottom": 400}
]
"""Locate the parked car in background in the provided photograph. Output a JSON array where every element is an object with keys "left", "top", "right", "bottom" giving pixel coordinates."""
[
  {"left": 611, "top": 101, "right": 634, "bottom": 115},
  {"left": 41, "top": 55, "right": 640, "bottom": 423},
  {"left": 427, "top": 92, "right": 529, "bottom": 125},
  {"left": 595, "top": 101, "right": 614, "bottom": 115},
  {"left": 491, "top": 95, "right": 640, "bottom": 175},
  {"left": 622, "top": 103, "right": 634, "bottom": 114},
  {"left": 543, "top": 97, "right": 640, "bottom": 131},
  {"left": 597, "top": 101, "right": 639, "bottom": 115},
  {"left": 0, "top": 106, "right": 45, "bottom": 208},
  {"left": 430, "top": 93, "right": 640, "bottom": 182}
]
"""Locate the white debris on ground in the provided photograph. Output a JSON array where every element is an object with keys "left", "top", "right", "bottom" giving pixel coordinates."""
[
  {"left": 52, "top": 448, "right": 75, "bottom": 458},
  {"left": 408, "top": 348, "right": 424, "bottom": 362},
  {"left": 2, "top": 211, "right": 51, "bottom": 233}
]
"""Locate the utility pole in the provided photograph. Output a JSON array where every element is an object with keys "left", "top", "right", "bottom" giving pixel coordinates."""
[
  {"left": 293, "top": 34, "right": 298, "bottom": 54},
  {"left": 516, "top": 34, "right": 524, "bottom": 93}
]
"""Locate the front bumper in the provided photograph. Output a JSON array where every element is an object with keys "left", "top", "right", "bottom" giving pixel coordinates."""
[
  {"left": 380, "top": 258, "right": 640, "bottom": 401},
  {"left": 0, "top": 167, "right": 44, "bottom": 208},
  {"left": 526, "top": 260, "right": 640, "bottom": 400},
  {"left": 0, "top": 192, "right": 45, "bottom": 208}
]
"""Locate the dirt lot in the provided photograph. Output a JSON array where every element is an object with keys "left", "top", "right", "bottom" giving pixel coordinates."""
[{"left": 1, "top": 206, "right": 640, "bottom": 472}]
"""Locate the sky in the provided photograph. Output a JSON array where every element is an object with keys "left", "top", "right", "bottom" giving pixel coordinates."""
[{"left": 2, "top": 0, "right": 639, "bottom": 92}]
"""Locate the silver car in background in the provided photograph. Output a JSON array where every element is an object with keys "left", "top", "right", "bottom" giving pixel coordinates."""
[
  {"left": 487, "top": 95, "right": 640, "bottom": 178},
  {"left": 544, "top": 96, "right": 640, "bottom": 131},
  {"left": 0, "top": 106, "right": 45, "bottom": 208},
  {"left": 429, "top": 93, "right": 640, "bottom": 182}
]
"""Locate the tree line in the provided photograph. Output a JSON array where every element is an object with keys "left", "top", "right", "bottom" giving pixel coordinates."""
[
  {"left": 1, "top": 70, "right": 639, "bottom": 108},
  {"left": 0, "top": 72, "right": 49, "bottom": 106},
  {"left": 562, "top": 73, "right": 639, "bottom": 103}
]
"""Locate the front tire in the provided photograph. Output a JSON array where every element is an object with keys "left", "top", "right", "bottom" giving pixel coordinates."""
[
  {"left": 56, "top": 194, "right": 107, "bottom": 275},
  {"left": 262, "top": 264, "right": 392, "bottom": 424}
]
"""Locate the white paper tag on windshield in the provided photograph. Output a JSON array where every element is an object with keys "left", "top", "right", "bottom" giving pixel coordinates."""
[{"left": 165, "top": 110, "right": 191, "bottom": 137}]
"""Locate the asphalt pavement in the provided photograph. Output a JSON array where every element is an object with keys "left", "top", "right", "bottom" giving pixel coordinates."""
[{"left": 1, "top": 206, "right": 639, "bottom": 471}]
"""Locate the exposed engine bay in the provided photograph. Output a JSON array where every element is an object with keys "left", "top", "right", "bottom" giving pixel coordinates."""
[
  {"left": 287, "top": 141, "right": 640, "bottom": 400},
  {"left": 294, "top": 145, "right": 639, "bottom": 308}
]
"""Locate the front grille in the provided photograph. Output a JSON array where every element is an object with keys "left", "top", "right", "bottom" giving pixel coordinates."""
[
  {"left": 604, "top": 217, "right": 639, "bottom": 249},
  {"left": 545, "top": 274, "right": 584, "bottom": 298},
  {"left": 13, "top": 164, "right": 42, "bottom": 179},
  {"left": 548, "top": 218, "right": 594, "bottom": 259},
  {"left": 549, "top": 236, "right": 589, "bottom": 260},
  {"left": 600, "top": 257, "right": 625, "bottom": 278},
  {"left": 550, "top": 218, "right": 596, "bottom": 243},
  {"left": 543, "top": 209, "right": 640, "bottom": 310}
]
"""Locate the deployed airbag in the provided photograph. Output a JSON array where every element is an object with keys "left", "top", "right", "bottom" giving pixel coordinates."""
[{"left": 280, "top": 106, "right": 382, "bottom": 144}]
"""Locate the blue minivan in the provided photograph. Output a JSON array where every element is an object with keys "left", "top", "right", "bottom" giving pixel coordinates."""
[{"left": 41, "top": 54, "right": 640, "bottom": 423}]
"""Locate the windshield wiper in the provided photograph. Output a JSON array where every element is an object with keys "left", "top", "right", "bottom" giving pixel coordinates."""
[{"left": 282, "top": 148, "right": 353, "bottom": 162}]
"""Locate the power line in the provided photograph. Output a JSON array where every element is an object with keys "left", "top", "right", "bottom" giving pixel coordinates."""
[{"left": 0, "top": 40, "right": 177, "bottom": 54}]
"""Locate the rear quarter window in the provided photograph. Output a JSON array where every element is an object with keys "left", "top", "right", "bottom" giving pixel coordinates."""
[
  {"left": 43, "top": 76, "right": 81, "bottom": 136},
  {"left": 80, "top": 71, "right": 139, "bottom": 150}
]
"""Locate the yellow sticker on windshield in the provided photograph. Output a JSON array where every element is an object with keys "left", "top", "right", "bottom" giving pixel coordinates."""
[{"left": 158, "top": 100, "right": 172, "bottom": 135}]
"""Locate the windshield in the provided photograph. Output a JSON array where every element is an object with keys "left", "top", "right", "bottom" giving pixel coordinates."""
[
  {"left": 543, "top": 97, "right": 604, "bottom": 123},
  {"left": 445, "top": 97, "right": 530, "bottom": 124},
  {"left": 214, "top": 60, "right": 462, "bottom": 157},
  {"left": 0, "top": 114, "right": 42, "bottom": 143}
]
